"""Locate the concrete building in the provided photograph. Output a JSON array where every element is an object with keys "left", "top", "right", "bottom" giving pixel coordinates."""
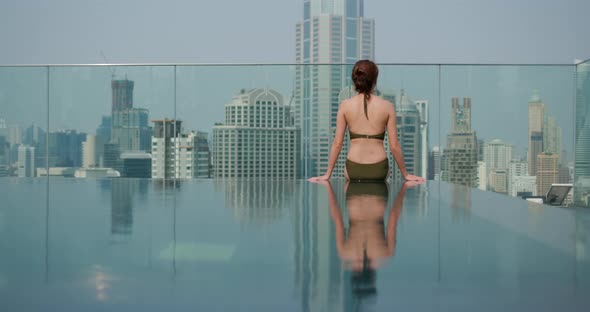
[
  {"left": 294, "top": 0, "right": 375, "bottom": 177},
  {"left": 213, "top": 88, "right": 299, "bottom": 178},
  {"left": 510, "top": 175, "right": 537, "bottom": 197},
  {"left": 477, "top": 161, "right": 487, "bottom": 190},
  {"left": 82, "top": 134, "right": 97, "bottom": 168}
]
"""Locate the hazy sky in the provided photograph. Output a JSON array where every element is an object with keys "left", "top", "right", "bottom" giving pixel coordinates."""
[
  {"left": 0, "top": 0, "right": 589, "bottom": 64},
  {"left": 0, "top": 0, "right": 587, "bottom": 159}
]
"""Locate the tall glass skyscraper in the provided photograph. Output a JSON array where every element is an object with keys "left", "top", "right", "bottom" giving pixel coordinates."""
[{"left": 295, "top": 0, "right": 375, "bottom": 177}]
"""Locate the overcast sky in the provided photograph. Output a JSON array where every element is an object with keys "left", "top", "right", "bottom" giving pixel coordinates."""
[
  {"left": 1, "top": 0, "right": 589, "bottom": 64},
  {"left": 0, "top": 0, "right": 588, "bottom": 159}
]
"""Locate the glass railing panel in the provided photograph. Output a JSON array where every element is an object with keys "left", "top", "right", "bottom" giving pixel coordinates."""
[
  {"left": 47, "top": 65, "right": 175, "bottom": 179},
  {"left": 0, "top": 66, "right": 48, "bottom": 178},
  {"left": 175, "top": 64, "right": 297, "bottom": 179},
  {"left": 0, "top": 66, "right": 48, "bottom": 284},
  {"left": 440, "top": 65, "right": 575, "bottom": 204}
]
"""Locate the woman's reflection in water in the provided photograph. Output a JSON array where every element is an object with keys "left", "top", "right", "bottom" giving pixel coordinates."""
[{"left": 320, "top": 180, "right": 420, "bottom": 300}]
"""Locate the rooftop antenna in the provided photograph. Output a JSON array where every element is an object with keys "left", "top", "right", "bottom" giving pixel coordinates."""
[{"left": 100, "top": 50, "right": 116, "bottom": 80}]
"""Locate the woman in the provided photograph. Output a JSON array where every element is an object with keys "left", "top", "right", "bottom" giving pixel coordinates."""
[
  {"left": 324, "top": 180, "right": 415, "bottom": 271},
  {"left": 308, "top": 60, "right": 425, "bottom": 182}
]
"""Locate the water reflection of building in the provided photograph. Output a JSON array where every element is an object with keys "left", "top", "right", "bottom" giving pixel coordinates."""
[
  {"left": 216, "top": 179, "right": 295, "bottom": 224},
  {"left": 110, "top": 179, "right": 149, "bottom": 236},
  {"left": 293, "top": 181, "right": 348, "bottom": 312},
  {"left": 451, "top": 184, "right": 472, "bottom": 220}
]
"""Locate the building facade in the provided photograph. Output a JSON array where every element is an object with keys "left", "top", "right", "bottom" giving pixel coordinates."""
[
  {"left": 213, "top": 88, "right": 299, "bottom": 178},
  {"left": 444, "top": 97, "right": 478, "bottom": 187},
  {"left": 536, "top": 153, "right": 559, "bottom": 196},
  {"left": 528, "top": 92, "right": 546, "bottom": 175}
]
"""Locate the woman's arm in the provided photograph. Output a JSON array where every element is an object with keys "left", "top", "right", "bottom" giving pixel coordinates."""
[
  {"left": 308, "top": 104, "right": 347, "bottom": 181},
  {"left": 386, "top": 182, "right": 407, "bottom": 256},
  {"left": 324, "top": 181, "right": 346, "bottom": 255},
  {"left": 386, "top": 104, "right": 425, "bottom": 182}
]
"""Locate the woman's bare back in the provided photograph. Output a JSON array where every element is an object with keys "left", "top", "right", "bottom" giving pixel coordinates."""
[{"left": 342, "top": 94, "right": 393, "bottom": 164}]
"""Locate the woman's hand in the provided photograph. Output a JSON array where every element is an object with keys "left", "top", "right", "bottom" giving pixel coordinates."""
[
  {"left": 403, "top": 174, "right": 426, "bottom": 183},
  {"left": 308, "top": 174, "right": 331, "bottom": 182}
]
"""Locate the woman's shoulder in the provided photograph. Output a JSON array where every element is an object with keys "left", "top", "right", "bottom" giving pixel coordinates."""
[{"left": 372, "top": 95, "right": 395, "bottom": 110}]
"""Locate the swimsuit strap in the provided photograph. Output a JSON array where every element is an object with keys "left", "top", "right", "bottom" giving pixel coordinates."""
[{"left": 349, "top": 131, "right": 385, "bottom": 140}]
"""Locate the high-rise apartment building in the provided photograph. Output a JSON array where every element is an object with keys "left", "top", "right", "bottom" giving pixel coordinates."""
[
  {"left": 17, "top": 145, "right": 35, "bottom": 177},
  {"left": 295, "top": 0, "right": 375, "bottom": 177},
  {"left": 508, "top": 160, "right": 529, "bottom": 195},
  {"left": 536, "top": 153, "right": 559, "bottom": 196},
  {"left": 444, "top": 97, "right": 478, "bottom": 187},
  {"left": 483, "top": 139, "right": 514, "bottom": 187},
  {"left": 111, "top": 108, "right": 152, "bottom": 153},
  {"left": 528, "top": 92, "right": 546, "bottom": 175},
  {"left": 212, "top": 88, "right": 299, "bottom": 178},
  {"left": 82, "top": 134, "right": 97, "bottom": 168},
  {"left": 544, "top": 115, "right": 562, "bottom": 159}
]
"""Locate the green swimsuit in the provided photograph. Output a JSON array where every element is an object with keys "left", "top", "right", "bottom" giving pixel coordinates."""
[{"left": 346, "top": 131, "right": 389, "bottom": 181}]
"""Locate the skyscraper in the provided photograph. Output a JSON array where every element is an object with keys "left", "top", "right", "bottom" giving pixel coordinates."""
[
  {"left": 528, "top": 91, "right": 546, "bottom": 175},
  {"left": 212, "top": 88, "right": 299, "bottom": 178},
  {"left": 295, "top": 0, "right": 375, "bottom": 177},
  {"left": 415, "top": 100, "right": 429, "bottom": 178},
  {"left": 429, "top": 146, "right": 442, "bottom": 180},
  {"left": 390, "top": 90, "right": 423, "bottom": 180},
  {"left": 536, "top": 153, "right": 559, "bottom": 196},
  {"left": 444, "top": 97, "right": 478, "bottom": 187}
]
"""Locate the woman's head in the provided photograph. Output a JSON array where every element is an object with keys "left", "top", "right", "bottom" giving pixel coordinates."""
[{"left": 352, "top": 60, "right": 378, "bottom": 95}]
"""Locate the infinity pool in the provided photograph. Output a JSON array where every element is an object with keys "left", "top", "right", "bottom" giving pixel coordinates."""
[{"left": 1, "top": 178, "right": 589, "bottom": 311}]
